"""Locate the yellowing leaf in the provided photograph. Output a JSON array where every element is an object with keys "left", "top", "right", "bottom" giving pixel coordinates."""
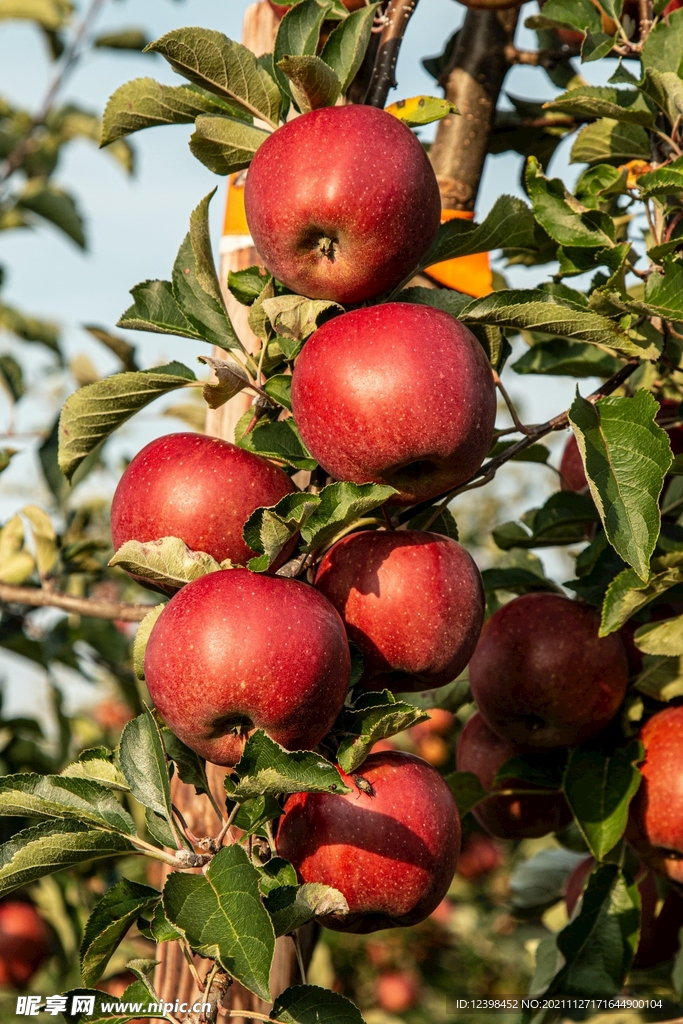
[{"left": 385, "top": 95, "right": 457, "bottom": 127}]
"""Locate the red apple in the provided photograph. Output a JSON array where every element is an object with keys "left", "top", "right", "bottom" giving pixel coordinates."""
[
  {"left": 565, "top": 856, "right": 683, "bottom": 968},
  {"left": 0, "top": 901, "right": 50, "bottom": 988},
  {"left": 275, "top": 750, "right": 461, "bottom": 932},
  {"left": 375, "top": 971, "right": 421, "bottom": 1013},
  {"left": 456, "top": 712, "right": 572, "bottom": 839},
  {"left": 468, "top": 593, "right": 629, "bottom": 748},
  {"left": 665, "top": 0, "right": 683, "bottom": 13},
  {"left": 244, "top": 106, "right": 441, "bottom": 305},
  {"left": 627, "top": 706, "right": 683, "bottom": 885},
  {"left": 559, "top": 433, "right": 587, "bottom": 492},
  {"left": 314, "top": 530, "right": 485, "bottom": 692},
  {"left": 292, "top": 304, "right": 497, "bottom": 505},
  {"left": 456, "top": 832, "right": 505, "bottom": 879},
  {"left": 144, "top": 568, "right": 350, "bottom": 766},
  {"left": 111, "top": 434, "right": 296, "bottom": 589}
]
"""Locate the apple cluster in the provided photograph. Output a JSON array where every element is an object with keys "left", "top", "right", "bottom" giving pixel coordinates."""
[{"left": 107, "top": 101, "right": 673, "bottom": 935}]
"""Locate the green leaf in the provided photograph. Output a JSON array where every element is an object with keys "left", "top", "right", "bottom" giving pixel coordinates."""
[
  {"left": 100, "top": 79, "right": 241, "bottom": 144},
  {"left": 149, "top": 901, "right": 182, "bottom": 943},
  {"left": 228, "top": 265, "right": 272, "bottom": 306},
  {"left": 525, "top": 0, "right": 601, "bottom": 33},
  {"left": 80, "top": 879, "right": 159, "bottom": 986},
  {"left": 190, "top": 114, "right": 270, "bottom": 174},
  {"left": 513, "top": 337, "right": 623, "bottom": 379},
  {"left": 231, "top": 794, "right": 283, "bottom": 840},
  {"left": 0, "top": 820, "right": 135, "bottom": 898},
  {"left": 526, "top": 156, "right": 615, "bottom": 250},
  {"left": 495, "top": 750, "right": 566, "bottom": 790},
  {"left": 146, "top": 27, "right": 281, "bottom": 127},
  {"left": 271, "top": 984, "right": 366, "bottom": 1024},
  {"left": 58, "top": 364, "right": 195, "bottom": 481},
  {"left": 300, "top": 481, "right": 398, "bottom": 551},
  {"left": 569, "top": 390, "right": 672, "bottom": 581},
  {"left": 265, "top": 883, "right": 348, "bottom": 937},
  {"left": 634, "top": 613, "right": 683, "bottom": 655},
  {"left": 118, "top": 279, "right": 201, "bottom": 340},
  {"left": 641, "top": 6, "right": 683, "bottom": 75},
  {"left": 109, "top": 537, "right": 224, "bottom": 590},
  {"left": 161, "top": 728, "right": 212, "bottom": 798},
  {"left": 445, "top": 770, "right": 488, "bottom": 817},
  {"left": 238, "top": 418, "right": 316, "bottom": 471},
  {"left": 94, "top": 28, "right": 149, "bottom": 51},
  {"left": 66, "top": 960, "right": 174, "bottom": 1023},
  {"left": 546, "top": 865, "right": 639, "bottom": 998},
  {"left": 0, "top": 0, "right": 73, "bottom": 31},
  {"left": 18, "top": 179, "right": 85, "bottom": 248},
  {"left": 276, "top": 55, "right": 340, "bottom": 112},
  {"left": 601, "top": 563, "right": 683, "bottom": 634},
  {"left": 118, "top": 710, "right": 176, "bottom": 832},
  {"left": 226, "top": 730, "right": 352, "bottom": 801},
  {"left": 132, "top": 604, "right": 165, "bottom": 682},
  {"left": 481, "top": 566, "right": 561, "bottom": 595},
  {"left": 419, "top": 195, "right": 536, "bottom": 272},
  {"left": 320, "top": 3, "right": 379, "bottom": 92},
  {"left": 263, "top": 374, "right": 293, "bottom": 411},
  {"left": 488, "top": 440, "right": 550, "bottom": 463},
  {"left": 61, "top": 750, "right": 130, "bottom": 793},
  {"left": 336, "top": 691, "right": 429, "bottom": 773},
  {"left": 545, "top": 86, "right": 654, "bottom": 126},
  {"left": 638, "top": 156, "right": 683, "bottom": 199},
  {"left": 634, "top": 653, "right": 683, "bottom": 701},
  {"left": 642, "top": 258, "right": 683, "bottom": 320},
  {"left": 563, "top": 742, "right": 642, "bottom": 861},
  {"left": 385, "top": 95, "right": 457, "bottom": 128},
  {"left": 571, "top": 119, "right": 651, "bottom": 165},
  {"left": 510, "top": 848, "right": 588, "bottom": 914},
  {"left": 460, "top": 289, "right": 641, "bottom": 358},
  {"left": 171, "top": 191, "right": 242, "bottom": 353},
  {"left": 163, "top": 844, "right": 275, "bottom": 1001},
  {"left": 493, "top": 491, "right": 599, "bottom": 551},
  {"left": 243, "top": 491, "right": 319, "bottom": 573},
  {"left": 0, "top": 774, "right": 136, "bottom": 834},
  {"left": 258, "top": 857, "right": 298, "bottom": 895},
  {"left": 274, "top": 0, "right": 332, "bottom": 102},
  {"left": 642, "top": 69, "right": 683, "bottom": 130},
  {"left": 261, "top": 295, "right": 342, "bottom": 359}
]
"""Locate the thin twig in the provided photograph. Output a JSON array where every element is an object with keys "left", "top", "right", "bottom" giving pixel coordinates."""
[
  {"left": 639, "top": 0, "right": 654, "bottom": 44},
  {"left": 364, "top": 0, "right": 420, "bottom": 108},
  {"left": 180, "top": 938, "right": 204, "bottom": 992},
  {"left": 0, "top": 583, "right": 154, "bottom": 621},
  {"left": 0, "top": 0, "right": 107, "bottom": 185},
  {"left": 293, "top": 932, "right": 307, "bottom": 985},
  {"left": 493, "top": 371, "right": 534, "bottom": 436},
  {"left": 402, "top": 359, "right": 641, "bottom": 528}
]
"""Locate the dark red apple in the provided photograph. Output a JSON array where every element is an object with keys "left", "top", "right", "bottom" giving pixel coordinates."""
[
  {"left": 244, "top": 106, "right": 441, "bottom": 304},
  {"left": 456, "top": 712, "right": 572, "bottom": 839},
  {"left": 0, "top": 901, "right": 50, "bottom": 988},
  {"left": 456, "top": 832, "right": 505, "bottom": 879},
  {"left": 292, "top": 304, "right": 497, "bottom": 505},
  {"left": 275, "top": 750, "right": 461, "bottom": 932},
  {"left": 314, "top": 530, "right": 484, "bottom": 692},
  {"left": 111, "top": 434, "right": 296, "bottom": 585},
  {"left": 559, "top": 433, "right": 587, "bottom": 492},
  {"left": 144, "top": 568, "right": 350, "bottom": 766},
  {"left": 565, "top": 855, "right": 683, "bottom": 968},
  {"left": 627, "top": 706, "right": 683, "bottom": 885},
  {"left": 468, "top": 593, "right": 629, "bottom": 748},
  {"left": 375, "top": 971, "right": 421, "bottom": 1013}
]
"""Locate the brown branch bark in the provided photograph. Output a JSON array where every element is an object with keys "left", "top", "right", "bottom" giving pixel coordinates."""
[
  {"left": 429, "top": 7, "right": 520, "bottom": 212},
  {"left": 364, "top": 0, "right": 420, "bottom": 108},
  {"left": 0, "top": 583, "right": 152, "bottom": 621}
]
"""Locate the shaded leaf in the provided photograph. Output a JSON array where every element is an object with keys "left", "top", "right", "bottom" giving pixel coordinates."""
[
  {"left": 419, "top": 195, "right": 536, "bottom": 272},
  {"left": 118, "top": 711, "right": 175, "bottom": 830},
  {"left": 545, "top": 86, "right": 654, "bottom": 126},
  {"left": 109, "top": 537, "right": 224, "bottom": 591},
  {"left": 571, "top": 119, "right": 651, "bottom": 165},
  {"left": 198, "top": 354, "right": 250, "bottom": 409},
  {"left": 563, "top": 742, "right": 643, "bottom": 860},
  {"left": 274, "top": 0, "right": 332, "bottom": 103},
  {"left": 80, "top": 879, "right": 159, "bottom": 986},
  {"left": 277, "top": 55, "right": 341, "bottom": 112},
  {"left": 238, "top": 418, "right": 316, "bottom": 471},
  {"left": 265, "top": 882, "right": 348, "bottom": 936},
  {"left": 0, "top": 774, "right": 136, "bottom": 834},
  {"left": 132, "top": 604, "right": 165, "bottom": 682},
  {"left": 243, "top": 491, "right": 319, "bottom": 573},
  {"left": 445, "top": 770, "right": 488, "bottom": 817},
  {"left": 271, "top": 985, "right": 366, "bottom": 1024},
  {"left": 336, "top": 691, "right": 429, "bottom": 773},
  {"left": 320, "top": 3, "right": 379, "bottom": 92},
  {"left": 118, "top": 279, "right": 201, "bottom": 340},
  {"left": 190, "top": 115, "right": 269, "bottom": 174}
]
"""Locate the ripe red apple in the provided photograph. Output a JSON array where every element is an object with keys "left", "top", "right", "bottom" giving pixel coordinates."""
[
  {"left": 111, "top": 434, "right": 296, "bottom": 588},
  {"left": 292, "top": 304, "right": 497, "bottom": 505},
  {"left": 244, "top": 106, "right": 441, "bottom": 305},
  {"left": 0, "top": 900, "right": 50, "bottom": 988},
  {"left": 468, "top": 593, "right": 629, "bottom": 748},
  {"left": 144, "top": 568, "right": 350, "bottom": 766},
  {"left": 559, "top": 433, "right": 587, "bottom": 492},
  {"left": 275, "top": 750, "right": 461, "bottom": 932},
  {"left": 456, "top": 712, "right": 572, "bottom": 839},
  {"left": 456, "top": 832, "right": 505, "bottom": 879},
  {"left": 375, "top": 971, "right": 421, "bottom": 1013},
  {"left": 314, "top": 530, "right": 485, "bottom": 692},
  {"left": 565, "top": 856, "right": 683, "bottom": 968},
  {"left": 627, "top": 706, "right": 683, "bottom": 885}
]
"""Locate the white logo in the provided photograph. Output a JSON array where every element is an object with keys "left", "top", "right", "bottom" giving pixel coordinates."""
[
  {"left": 15, "top": 996, "right": 41, "bottom": 1016},
  {"left": 45, "top": 996, "right": 69, "bottom": 1016},
  {"left": 71, "top": 994, "right": 96, "bottom": 1014}
]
